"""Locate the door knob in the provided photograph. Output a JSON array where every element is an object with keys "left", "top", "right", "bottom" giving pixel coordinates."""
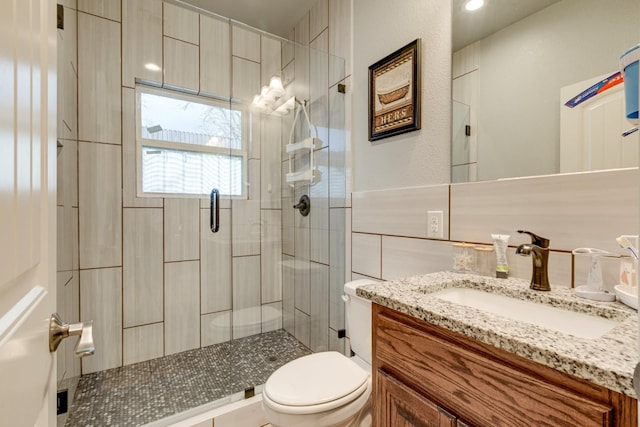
[{"left": 49, "top": 313, "right": 95, "bottom": 358}]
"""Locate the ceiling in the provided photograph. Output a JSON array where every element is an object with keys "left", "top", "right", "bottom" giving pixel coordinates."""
[
  {"left": 178, "top": 0, "right": 561, "bottom": 51},
  {"left": 452, "top": 0, "right": 561, "bottom": 51}
]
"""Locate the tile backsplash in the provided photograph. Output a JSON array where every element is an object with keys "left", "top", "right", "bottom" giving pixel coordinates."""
[{"left": 351, "top": 168, "right": 639, "bottom": 291}]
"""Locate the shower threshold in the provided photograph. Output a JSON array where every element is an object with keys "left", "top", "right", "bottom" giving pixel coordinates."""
[{"left": 64, "top": 329, "right": 311, "bottom": 427}]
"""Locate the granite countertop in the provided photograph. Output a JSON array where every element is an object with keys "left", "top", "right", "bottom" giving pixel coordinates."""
[{"left": 357, "top": 271, "right": 639, "bottom": 398}]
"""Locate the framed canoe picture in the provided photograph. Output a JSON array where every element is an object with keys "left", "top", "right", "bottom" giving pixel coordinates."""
[{"left": 368, "top": 39, "right": 421, "bottom": 141}]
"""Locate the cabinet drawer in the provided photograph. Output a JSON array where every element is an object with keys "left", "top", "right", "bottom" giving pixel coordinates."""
[{"left": 375, "top": 309, "right": 613, "bottom": 427}]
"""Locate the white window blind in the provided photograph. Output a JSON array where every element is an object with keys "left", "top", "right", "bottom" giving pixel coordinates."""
[{"left": 136, "top": 87, "right": 247, "bottom": 197}]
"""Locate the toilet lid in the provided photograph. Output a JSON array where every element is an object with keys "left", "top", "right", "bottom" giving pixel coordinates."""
[{"left": 264, "top": 351, "right": 369, "bottom": 407}]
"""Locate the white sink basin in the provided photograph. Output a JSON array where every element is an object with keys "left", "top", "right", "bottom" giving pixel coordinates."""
[{"left": 430, "top": 288, "right": 617, "bottom": 339}]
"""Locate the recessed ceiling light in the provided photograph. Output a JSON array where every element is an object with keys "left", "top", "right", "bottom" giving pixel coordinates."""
[{"left": 465, "top": 0, "right": 484, "bottom": 11}]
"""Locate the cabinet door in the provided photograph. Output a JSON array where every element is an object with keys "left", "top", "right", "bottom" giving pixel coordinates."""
[{"left": 376, "top": 369, "right": 457, "bottom": 427}]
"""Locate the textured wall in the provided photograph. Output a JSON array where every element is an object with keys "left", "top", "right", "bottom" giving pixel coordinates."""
[{"left": 352, "top": 0, "right": 452, "bottom": 191}]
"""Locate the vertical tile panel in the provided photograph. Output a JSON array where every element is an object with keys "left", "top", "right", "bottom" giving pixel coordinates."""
[
  {"left": 71, "top": 208, "right": 79, "bottom": 270},
  {"left": 63, "top": 139, "right": 78, "bottom": 208},
  {"left": 58, "top": 0, "right": 77, "bottom": 10},
  {"left": 123, "top": 323, "right": 164, "bottom": 365},
  {"left": 310, "top": 262, "right": 329, "bottom": 352},
  {"left": 232, "top": 255, "right": 261, "bottom": 339},
  {"left": 232, "top": 57, "right": 261, "bottom": 104},
  {"left": 122, "top": 0, "right": 163, "bottom": 87},
  {"left": 310, "top": 147, "right": 329, "bottom": 264},
  {"left": 282, "top": 254, "right": 295, "bottom": 334},
  {"left": 294, "top": 309, "right": 310, "bottom": 347},
  {"left": 281, "top": 161, "right": 295, "bottom": 255},
  {"left": 56, "top": 207, "right": 70, "bottom": 272},
  {"left": 328, "top": 0, "right": 351, "bottom": 84},
  {"left": 261, "top": 36, "right": 281, "bottom": 87},
  {"left": 261, "top": 113, "right": 282, "bottom": 210},
  {"left": 201, "top": 208, "right": 232, "bottom": 313},
  {"left": 309, "top": 0, "right": 329, "bottom": 41},
  {"left": 57, "top": 271, "right": 81, "bottom": 380},
  {"left": 164, "top": 37, "right": 199, "bottom": 92},
  {"left": 201, "top": 311, "right": 231, "bottom": 347},
  {"left": 232, "top": 26, "right": 260, "bottom": 62},
  {"left": 80, "top": 267, "right": 122, "bottom": 374},
  {"left": 121, "top": 87, "right": 163, "bottom": 207},
  {"left": 294, "top": 183, "right": 311, "bottom": 261},
  {"left": 294, "top": 14, "right": 310, "bottom": 104},
  {"left": 309, "top": 31, "right": 329, "bottom": 149},
  {"left": 282, "top": 30, "right": 294, "bottom": 67},
  {"left": 123, "top": 208, "right": 164, "bottom": 327},
  {"left": 78, "top": 142, "right": 122, "bottom": 269},
  {"left": 164, "top": 198, "right": 200, "bottom": 262},
  {"left": 200, "top": 15, "right": 230, "bottom": 98},
  {"left": 64, "top": 272, "right": 81, "bottom": 379},
  {"left": 78, "top": 12, "right": 121, "bottom": 144},
  {"left": 328, "top": 328, "right": 345, "bottom": 355},
  {"left": 232, "top": 200, "right": 261, "bottom": 256},
  {"left": 351, "top": 233, "right": 381, "bottom": 278},
  {"left": 232, "top": 160, "right": 261, "bottom": 256},
  {"left": 57, "top": 7, "right": 77, "bottom": 141},
  {"left": 329, "top": 208, "right": 346, "bottom": 331},
  {"left": 163, "top": 2, "right": 199, "bottom": 44},
  {"left": 262, "top": 302, "right": 283, "bottom": 333},
  {"left": 345, "top": 207, "right": 351, "bottom": 283},
  {"left": 294, "top": 258, "right": 310, "bottom": 314},
  {"left": 261, "top": 210, "right": 282, "bottom": 304},
  {"left": 78, "top": 0, "right": 120, "bottom": 21},
  {"left": 329, "top": 81, "right": 347, "bottom": 208},
  {"left": 250, "top": 111, "right": 261, "bottom": 160},
  {"left": 165, "top": 261, "right": 200, "bottom": 355}
]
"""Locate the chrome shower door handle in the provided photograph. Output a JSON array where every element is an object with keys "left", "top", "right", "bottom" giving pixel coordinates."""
[
  {"left": 49, "top": 313, "right": 95, "bottom": 358},
  {"left": 210, "top": 188, "right": 220, "bottom": 233}
]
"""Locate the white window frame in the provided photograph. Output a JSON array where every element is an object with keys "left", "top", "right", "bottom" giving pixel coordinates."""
[{"left": 135, "top": 85, "right": 249, "bottom": 199}]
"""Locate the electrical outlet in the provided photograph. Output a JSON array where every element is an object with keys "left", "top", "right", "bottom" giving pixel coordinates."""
[{"left": 427, "top": 211, "right": 443, "bottom": 238}]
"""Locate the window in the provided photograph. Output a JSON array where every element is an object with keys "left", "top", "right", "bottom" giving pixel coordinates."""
[{"left": 136, "top": 86, "right": 248, "bottom": 197}]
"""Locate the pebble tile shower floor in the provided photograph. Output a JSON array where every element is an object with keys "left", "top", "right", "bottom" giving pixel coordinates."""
[{"left": 65, "top": 329, "right": 312, "bottom": 426}]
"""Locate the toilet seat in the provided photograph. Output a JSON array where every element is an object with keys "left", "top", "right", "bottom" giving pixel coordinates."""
[{"left": 263, "top": 351, "right": 370, "bottom": 415}]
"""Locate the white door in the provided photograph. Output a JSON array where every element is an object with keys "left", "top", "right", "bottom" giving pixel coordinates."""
[
  {"left": 0, "top": 0, "right": 57, "bottom": 426},
  {"left": 560, "top": 73, "right": 638, "bottom": 173}
]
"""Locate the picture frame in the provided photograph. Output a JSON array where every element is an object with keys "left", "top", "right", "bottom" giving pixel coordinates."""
[{"left": 368, "top": 39, "right": 421, "bottom": 141}]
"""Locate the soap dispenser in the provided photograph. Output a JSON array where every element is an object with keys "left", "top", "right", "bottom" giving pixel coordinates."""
[{"left": 572, "top": 248, "right": 618, "bottom": 302}]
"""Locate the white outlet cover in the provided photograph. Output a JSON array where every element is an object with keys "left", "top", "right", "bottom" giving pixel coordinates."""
[{"left": 427, "top": 211, "right": 443, "bottom": 238}]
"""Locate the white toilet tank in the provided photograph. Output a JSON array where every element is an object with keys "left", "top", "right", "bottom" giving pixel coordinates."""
[{"left": 343, "top": 279, "right": 377, "bottom": 365}]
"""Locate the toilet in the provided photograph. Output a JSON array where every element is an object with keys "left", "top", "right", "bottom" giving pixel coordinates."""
[{"left": 262, "top": 279, "right": 376, "bottom": 427}]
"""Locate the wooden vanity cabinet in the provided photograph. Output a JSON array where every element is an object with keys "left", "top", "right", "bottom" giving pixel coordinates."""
[{"left": 372, "top": 303, "right": 638, "bottom": 427}]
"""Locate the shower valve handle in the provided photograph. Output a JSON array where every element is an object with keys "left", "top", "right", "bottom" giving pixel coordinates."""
[{"left": 293, "top": 195, "right": 310, "bottom": 216}]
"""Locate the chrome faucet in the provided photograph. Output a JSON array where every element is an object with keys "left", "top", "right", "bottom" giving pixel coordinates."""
[{"left": 515, "top": 230, "right": 551, "bottom": 291}]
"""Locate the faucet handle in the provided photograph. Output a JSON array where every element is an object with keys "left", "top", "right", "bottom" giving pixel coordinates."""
[{"left": 517, "top": 230, "right": 550, "bottom": 248}]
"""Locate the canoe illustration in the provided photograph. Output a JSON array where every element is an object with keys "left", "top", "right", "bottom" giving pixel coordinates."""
[{"left": 377, "top": 79, "right": 410, "bottom": 105}]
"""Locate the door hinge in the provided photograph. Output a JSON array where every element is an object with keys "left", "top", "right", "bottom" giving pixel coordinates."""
[
  {"left": 57, "top": 389, "right": 68, "bottom": 415},
  {"left": 57, "top": 4, "right": 64, "bottom": 30}
]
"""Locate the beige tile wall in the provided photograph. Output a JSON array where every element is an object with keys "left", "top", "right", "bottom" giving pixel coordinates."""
[
  {"left": 57, "top": 2, "right": 80, "bottom": 388},
  {"left": 63, "top": 0, "right": 351, "bottom": 376},
  {"left": 351, "top": 169, "right": 639, "bottom": 292},
  {"left": 284, "top": 0, "right": 353, "bottom": 356}
]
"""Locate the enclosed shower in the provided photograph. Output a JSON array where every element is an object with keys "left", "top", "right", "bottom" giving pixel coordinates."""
[{"left": 55, "top": 1, "right": 347, "bottom": 424}]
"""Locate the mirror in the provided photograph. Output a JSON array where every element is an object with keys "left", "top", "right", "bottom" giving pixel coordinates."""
[{"left": 451, "top": 0, "right": 640, "bottom": 183}]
